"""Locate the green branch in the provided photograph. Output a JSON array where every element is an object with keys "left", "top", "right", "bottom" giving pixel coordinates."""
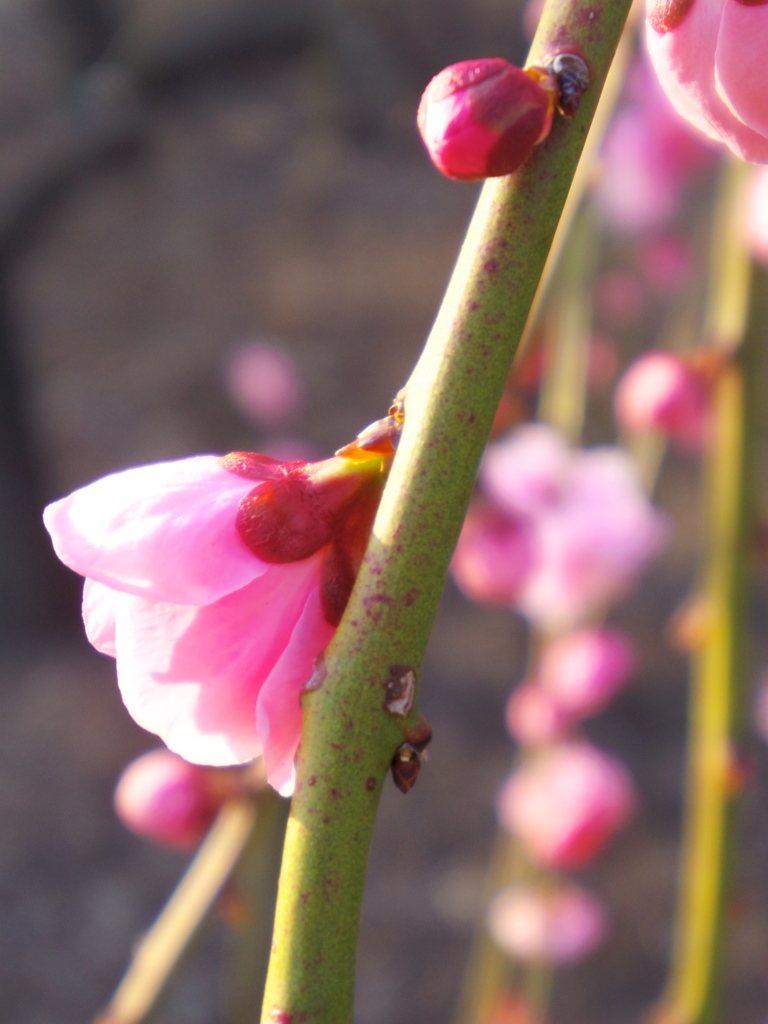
[
  {"left": 649, "top": 164, "right": 762, "bottom": 1024},
  {"left": 260, "top": 2, "right": 634, "bottom": 1021}
]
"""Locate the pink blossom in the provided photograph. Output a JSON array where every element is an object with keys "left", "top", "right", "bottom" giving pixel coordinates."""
[
  {"left": 614, "top": 350, "right": 711, "bottom": 450},
  {"left": 453, "top": 425, "right": 666, "bottom": 629},
  {"left": 114, "top": 748, "right": 232, "bottom": 848},
  {"left": 646, "top": 0, "right": 768, "bottom": 162},
  {"left": 224, "top": 340, "right": 303, "bottom": 429},
  {"left": 44, "top": 439, "right": 394, "bottom": 795},
  {"left": 417, "top": 59, "right": 556, "bottom": 181},
  {"left": 514, "top": 443, "right": 666, "bottom": 630},
  {"left": 496, "top": 742, "right": 636, "bottom": 868},
  {"left": 487, "top": 882, "right": 608, "bottom": 962},
  {"left": 538, "top": 628, "right": 636, "bottom": 718}
]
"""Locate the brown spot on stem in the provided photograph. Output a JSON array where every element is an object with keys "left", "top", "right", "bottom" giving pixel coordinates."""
[
  {"left": 383, "top": 665, "right": 416, "bottom": 718},
  {"left": 366, "top": 776, "right": 377, "bottom": 791}
]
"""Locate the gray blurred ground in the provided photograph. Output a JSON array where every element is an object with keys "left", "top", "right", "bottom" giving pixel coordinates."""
[{"left": 1, "top": 2, "right": 768, "bottom": 1022}]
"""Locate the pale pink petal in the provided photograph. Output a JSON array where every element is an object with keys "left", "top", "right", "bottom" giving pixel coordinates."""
[
  {"left": 113, "top": 553, "right": 326, "bottom": 766},
  {"left": 256, "top": 587, "right": 335, "bottom": 796},
  {"left": 82, "top": 579, "right": 118, "bottom": 656},
  {"left": 645, "top": 0, "right": 768, "bottom": 162},
  {"left": 715, "top": 0, "right": 768, "bottom": 139},
  {"left": 44, "top": 456, "right": 268, "bottom": 605}
]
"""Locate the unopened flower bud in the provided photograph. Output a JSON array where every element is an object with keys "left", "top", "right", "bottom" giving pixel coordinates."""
[
  {"left": 614, "top": 350, "right": 711, "bottom": 450},
  {"left": 487, "top": 882, "right": 607, "bottom": 963},
  {"left": 417, "top": 58, "right": 557, "bottom": 181},
  {"left": 114, "top": 748, "right": 233, "bottom": 849},
  {"left": 496, "top": 742, "right": 636, "bottom": 868},
  {"left": 539, "top": 628, "right": 636, "bottom": 719}
]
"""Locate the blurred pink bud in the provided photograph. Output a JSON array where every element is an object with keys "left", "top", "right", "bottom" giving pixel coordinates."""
[
  {"left": 646, "top": 0, "right": 768, "bottom": 162},
  {"left": 539, "top": 628, "right": 636, "bottom": 718},
  {"left": 224, "top": 341, "right": 303, "bottom": 428},
  {"left": 487, "top": 882, "right": 608, "bottom": 962},
  {"left": 614, "top": 350, "right": 711, "bottom": 450},
  {"left": 417, "top": 59, "right": 556, "bottom": 181},
  {"left": 742, "top": 165, "right": 768, "bottom": 266},
  {"left": 455, "top": 425, "right": 666, "bottom": 628},
  {"left": 114, "top": 748, "right": 227, "bottom": 848},
  {"left": 505, "top": 681, "right": 572, "bottom": 745},
  {"left": 497, "top": 742, "right": 636, "bottom": 868},
  {"left": 451, "top": 499, "right": 534, "bottom": 605}
]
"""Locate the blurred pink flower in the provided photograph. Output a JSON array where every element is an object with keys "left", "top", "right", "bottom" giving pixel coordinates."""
[
  {"left": 496, "top": 741, "right": 636, "bottom": 868},
  {"left": 224, "top": 341, "right": 303, "bottom": 429},
  {"left": 453, "top": 425, "right": 666, "bottom": 629},
  {"left": 596, "top": 59, "right": 715, "bottom": 232},
  {"left": 646, "top": 0, "right": 768, "bottom": 162},
  {"left": 44, "top": 440, "right": 393, "bottom": 794},
  {"left": 451, "top": 499, "right": 534, "bottom": 605},
  {"left": 417, "top": 58, "right": 556, "bottom": 181},
  {"left": 614, "top": 350, "right": 711, "bottom": 450},
  {"left": 114, "top": 748, "right": 233, "bottom": 848},
  {"left": 487, "top": 882, "right": 608, "bottom": 962},
  {"left": 539, "top": 627, "right": 636, "bottom": 718}
]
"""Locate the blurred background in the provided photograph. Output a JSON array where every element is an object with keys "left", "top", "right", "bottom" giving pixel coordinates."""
[{"left": 1, "top": 1, "right": 768, "bottom": 1022}]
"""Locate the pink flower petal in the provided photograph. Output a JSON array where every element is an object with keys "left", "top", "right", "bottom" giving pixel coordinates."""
[
  {"left": 82, "top": 579, "right": 118, "bottom": 656},
  {"left": 44, "top": 456, "right": 268, "bottom": 605},
  {"left": 715, "top": 0, "right": 768, "bottom": 138},
  {"left": 645, "top": 0, "right": 768, "bottom": 162},
  {"left": 256, "top": 587, "right": 335, "bottom": 796},
  {"left": 113, "top": 553, "right": 326, "bottom": 766}
]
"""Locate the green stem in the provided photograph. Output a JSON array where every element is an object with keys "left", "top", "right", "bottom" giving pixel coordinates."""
[
  {"left": 226, "top": 791, "right": 291, "bottom": 1024},
  {"left": 649, "top": 163, "right": 758, "bottom": 1024},
  {"left": 95, "top": 798, "right": 258, "bottom": 1024},
  {"left": 260, "top": 2, "right": 633, "bottom": 1021}
]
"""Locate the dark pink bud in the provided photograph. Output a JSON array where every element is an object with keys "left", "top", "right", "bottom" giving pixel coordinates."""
[
  {"left": 417, "top": 58, "right": 557, "bottom": 181},
  {"left": 114, "top": 749, "right": 232, "bottom": 849}
]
